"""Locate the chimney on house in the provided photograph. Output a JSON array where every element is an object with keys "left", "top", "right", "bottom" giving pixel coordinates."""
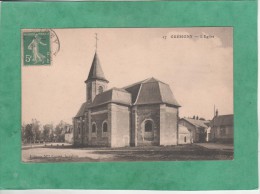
[{"left": 216, "top": 109, "right": 218, "bottom": 117}]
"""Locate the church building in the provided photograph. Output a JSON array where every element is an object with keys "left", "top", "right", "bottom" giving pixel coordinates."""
[{"left": 73, "top": 50, "right": 181, "bottom": 147}]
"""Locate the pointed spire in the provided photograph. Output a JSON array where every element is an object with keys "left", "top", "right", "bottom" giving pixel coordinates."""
[
  {"left": 85, "top": 52, "right": 109, "bottom": 83},
  {"left": 85, "top": 34, "right": 108, "bottom": 83}
]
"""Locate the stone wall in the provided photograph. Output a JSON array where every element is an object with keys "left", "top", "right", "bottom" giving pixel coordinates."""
[
  {"left": 136, "top": 104, "right": 160, "bottom": 146},
  {"left": 178, "top": 134, "right": 191, "bottom": 144},
  {"left": 73, "top": 118, "right": 84, "bottom": 146},
  {"left": 130, "top": 107, "right": 137, "bottom": 146},
  {"left": 212, "top": 126, "right": 233, "bottom": 143},
  {"left": 160, "top": 105, "right": 178, "bottom": 145},
  {"left": 109, "top": 103, "right": 130, "bottom": 147},
  {"left": 89, "top": 105, "right": 109, "bottom": 146},
  {"left": 74, "top": 103, "right": 179, "bottom": 147},
  {"left": 73, "top": 119, "right": 78, "bottom": 145}
]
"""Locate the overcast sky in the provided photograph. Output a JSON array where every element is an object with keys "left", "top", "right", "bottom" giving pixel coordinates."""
[{"left": 22, "top": 27, "right": 233, "bottom": 125}]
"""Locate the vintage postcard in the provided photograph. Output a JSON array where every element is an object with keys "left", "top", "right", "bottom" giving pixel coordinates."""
[
  {"left": 0, "top": 0, "right": 257, "bottom": 191},
  {"left": 21, "top": 27, "right": 234, "bottom": 163}
]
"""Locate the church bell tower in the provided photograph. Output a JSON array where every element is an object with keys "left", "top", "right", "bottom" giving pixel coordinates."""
[{"left": 85, "top": 34, "right": 109, "bottom": 102}]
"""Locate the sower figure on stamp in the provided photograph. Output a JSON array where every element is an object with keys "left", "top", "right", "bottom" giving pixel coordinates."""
[{"left": 28, "top": 34, "right": 47, "bottom": 64}]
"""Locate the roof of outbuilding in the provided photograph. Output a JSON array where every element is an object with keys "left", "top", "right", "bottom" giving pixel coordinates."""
[
  {"left": 180, "top": 118, "right": 208, "bottom": 129},
  {"left": 86, "top": 52, "right": 109, "bottom": 83},
  {"left": 123, "top": 77, "right": 180, "bottom": 107},
  {"left": 178, "top": 125, "right": 190, "bottom": 134},
  {"left": 211, "top": 114, "right": 233, "bottom": 127},
  {"left": 91, "top": 87, "right": 131, "bottom": 107}
]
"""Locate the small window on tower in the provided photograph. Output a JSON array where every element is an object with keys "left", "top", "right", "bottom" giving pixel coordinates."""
[{"left": 98, "top": 86, "right": 103, "bottom": 94}]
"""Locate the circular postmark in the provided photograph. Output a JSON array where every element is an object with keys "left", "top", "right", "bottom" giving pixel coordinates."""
[
  {"left": 37, "top": 28, "right": 60, "bottom": 58},
  {"left": 48, "top": 29, "right": 60, "bottom": 57}
]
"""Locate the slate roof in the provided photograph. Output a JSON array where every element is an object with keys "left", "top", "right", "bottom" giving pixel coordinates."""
[
  {"left": 91, "top": 87, "right": 131, "bottom": 107},
  {"left": 85, "top": 52, "right": 109, "bottom": 83},
  {"left": 123, "top": 80, "right": 144, "bottom": 104},
  {"left": 211, "top": 114, "right": 233, "bottom": 127},
  {"left": 74, "top": 102, "right": 88, "bottom": 118},
  {"left": 124, "top": 77, "right": 180, "bottom": 107},
  {"left": 181, "top": 118, "right": 208, "bottom": 129},
  {"left": 75, "top": 77, "right": 180, "bottom": 117}
]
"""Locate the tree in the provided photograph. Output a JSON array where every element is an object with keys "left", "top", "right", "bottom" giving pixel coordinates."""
[
  {"left": 54, "top": 125, "right": 65, "bottom": 142},
  {"left": 43, "top": 124, "right": 54, "bottom": 142},
  {"left": 24, "top": 124, "right": 33, "bottom": 144},
  {"left": 49, "top": 130, "right": 54, "bottom": 142},
  {"left": 22, "top": 119, "right": 41, "bottom": 145},
  {"left": 31, "top": 119, "right": 41, "bottom": 143},
  {"left": 21, "top": 123, "right": 27, "bottom": 143}
]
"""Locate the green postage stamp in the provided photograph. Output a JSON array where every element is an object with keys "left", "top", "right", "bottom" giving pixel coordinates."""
[{"left": 22, "top": 30, "right": 51, "bottom": 65}]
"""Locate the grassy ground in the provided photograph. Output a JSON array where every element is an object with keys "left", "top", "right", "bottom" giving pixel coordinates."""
[{"left": 22, "top": 143, "right": 233, "bottom": 163}]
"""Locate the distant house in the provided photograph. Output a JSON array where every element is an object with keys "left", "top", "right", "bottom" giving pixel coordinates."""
[
  {"left": 179, "top": 118, "right": 209, "bottom": 143},
  {"left": 206, "top": 127, "right": 212, "bottom": 142},
  {"left": 203, "top": 120, "right": 210, "bottom": 127},
  {"left": 55, "top": 121, "right": 73, "bottom": 143},
  {"left": 65, "top": 126, "right": 74, "bottom": 144},
  {"left": 210, "top": 114, "right": 234, "bottom": 143},
  {"left": 178, "top": 125, "right": 191, "bottom": 144}
]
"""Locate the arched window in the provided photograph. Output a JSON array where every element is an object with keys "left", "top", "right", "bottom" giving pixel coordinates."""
[
  {"left": 98, "top": 86, "right": 103, "bottom": 94},
  {"left": 103, "top": 122, "right": 108, "bottom": 133},
  {"left": 92, "top": 123, "right": 96, "bottom": 133},
  {"left": 145, "top": 120, "right": 153, "bottom": 132},
  {"left": 184, "top": 136, "right": 187, "bottom": 142}
]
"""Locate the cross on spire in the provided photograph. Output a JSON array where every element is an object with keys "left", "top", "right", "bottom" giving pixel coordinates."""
[{"left": 95, "top": 33, "right": 98, "bottom": 51}]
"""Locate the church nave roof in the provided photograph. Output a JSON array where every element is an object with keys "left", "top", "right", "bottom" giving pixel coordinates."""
[
  {"left": 124, "top": 77, "right": 181, "bottom": 107},
  {"left": 91, "top": 87, "right": 131, "bottom": 107}
]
